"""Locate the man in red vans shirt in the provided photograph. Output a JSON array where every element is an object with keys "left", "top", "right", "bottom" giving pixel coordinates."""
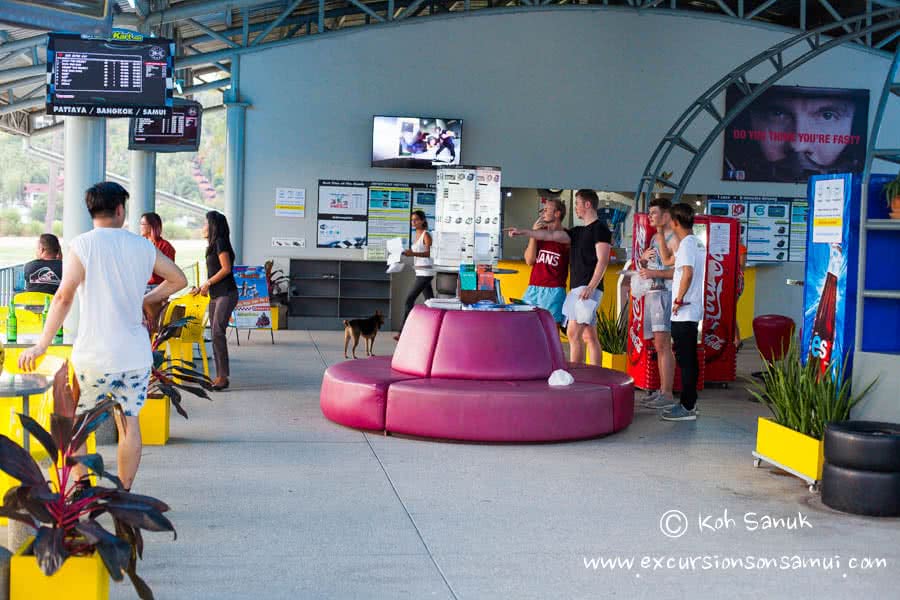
[{"left": 522, "top": 198, "right": 569, "bottom": 324}]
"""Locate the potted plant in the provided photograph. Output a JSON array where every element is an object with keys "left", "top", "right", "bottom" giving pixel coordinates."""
[
  {"left": 883, "top": 175, "right": 900, "bottom": 219},
  {"left": 596, "top": 304, "right": 628, "bottom": 372},
  {"left": 750, "top": 338, "right": 874, "bottom": 491},
  {"left": 0, "top": 363, "right": 175, "bottom": 599},
  {"left": 141, "top": 315, "right": 214, "bottom": 445}
]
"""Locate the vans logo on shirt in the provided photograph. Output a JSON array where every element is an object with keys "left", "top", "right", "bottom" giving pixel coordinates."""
[{"left": 536, "top": 249, "right": 561, "bottom": 267}]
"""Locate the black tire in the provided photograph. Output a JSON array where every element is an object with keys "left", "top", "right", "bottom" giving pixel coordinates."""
[
  {"left": 821, "top": 463, "right": 900, "bottom": 517},
  {"left": 824, "top": 421, "right": 900, "bottom": 472}
]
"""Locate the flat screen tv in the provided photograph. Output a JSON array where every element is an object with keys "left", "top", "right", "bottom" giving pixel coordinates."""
[
  {"left": 46, "top": 31, "right": 174, "bottom": 118},
  {"left": 128, "top": 99, "right": 202, "bottom": 152},
  {"left": 372, "top": 116, "right": 462, "bottom": 169}
]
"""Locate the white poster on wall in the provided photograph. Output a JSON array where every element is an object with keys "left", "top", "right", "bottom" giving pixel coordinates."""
[
  {"left": 317, "top": 180, "right": 369, "bottom": 248},
  {"left": 274, "top": 187, "right": 306, "bottom": 218},
  {"left": 318, "top": 182, "right": 368, "bottom": 217},
  {"left": 434, "top": 167, "right": 477, "bottom": 267},
  {"left": 812, "top": 178, "right": 845, "bottom": 244},
  {"left": 474, "top": 166, "right": 502, "bottom": 264}
]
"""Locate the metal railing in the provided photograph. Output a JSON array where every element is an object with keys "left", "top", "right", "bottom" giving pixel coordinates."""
[{"left": 0, "top": 260, "right": 201, "bottom": 305}]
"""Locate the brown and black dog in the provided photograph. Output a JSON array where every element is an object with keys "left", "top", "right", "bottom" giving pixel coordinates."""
[{"left": 343, "top": 310, "right": 385, "bottom": 359}]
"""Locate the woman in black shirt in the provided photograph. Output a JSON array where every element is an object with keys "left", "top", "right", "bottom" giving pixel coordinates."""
[{"left": 194, "top": 211, "right": 238, "bottom": 390}]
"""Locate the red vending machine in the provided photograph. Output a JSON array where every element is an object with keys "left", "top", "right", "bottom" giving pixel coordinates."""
[
  {"left": 694, "top": 215, "right": 741, "bottom": 384},
  {"left": 627, "top": 213, "right": 740, "bottom": 389}
]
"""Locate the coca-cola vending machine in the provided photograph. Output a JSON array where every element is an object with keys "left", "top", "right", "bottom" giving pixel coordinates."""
[
  {"left": 800, "top": 173, "right": 887, "bottom": 378},
  {"left": 695, "top": 215, "right": 741, "bottom": 382},
  {"left": 626, "top": 213, "right": 740, "bottom": 389}
]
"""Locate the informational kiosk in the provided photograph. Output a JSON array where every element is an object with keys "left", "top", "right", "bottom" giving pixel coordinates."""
[{"left": 432, "top": 166, "right": 502, "bottom": 268}]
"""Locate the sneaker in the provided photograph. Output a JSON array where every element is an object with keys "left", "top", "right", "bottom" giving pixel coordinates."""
[
  {"left": 639, "top": 390, "right": 660, "bottom": 404},
  {"left": 661, "top": 404, "right": 697, "bottom": 421},
  {"left": 642, "top": 394, "right": 676, "bottom": 409}
]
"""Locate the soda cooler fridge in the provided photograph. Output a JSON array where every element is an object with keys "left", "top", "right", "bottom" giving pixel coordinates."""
[
  {"left": 626, "top": 213, "right": 741, "bottom": 389},
  {"left": 801, "top": 173, "right": 892, "bottom": 378}
]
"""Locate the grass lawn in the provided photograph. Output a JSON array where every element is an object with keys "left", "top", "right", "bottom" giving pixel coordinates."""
[{"left": 1, "top": 237, "right": 208, "bottom": 281}]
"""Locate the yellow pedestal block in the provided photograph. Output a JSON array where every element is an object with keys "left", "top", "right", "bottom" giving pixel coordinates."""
[
  {"left": 601, "top": 352, "right": 628, "bottom": 372},
  {"left": 11, "top": 538, "right": 110, "bottom": 600},
  {"left": 755, "top": 417, "right": 825, "bottom": 482},
  {"left": 139, "top": 395, "right": 170, "bottom": 446}
]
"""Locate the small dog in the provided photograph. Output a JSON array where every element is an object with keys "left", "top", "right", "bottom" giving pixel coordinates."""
[{"left": 343, "top": 311, "right": 385, "bottom": 359}]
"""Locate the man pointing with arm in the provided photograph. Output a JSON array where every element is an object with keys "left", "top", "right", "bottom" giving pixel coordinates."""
[{"left": 509, "top": 189, "right": 612, "bottom": 365}]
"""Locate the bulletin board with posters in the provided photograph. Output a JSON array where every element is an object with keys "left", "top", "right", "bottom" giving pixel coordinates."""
[
  {"left": 316, "top": 180, "right": 436, "bottom": 257},
  {"left": 706, "top": 196, "right": 808, "bottom": 263},
  {"left": 722, "top": 84, "right": 868, "bottom": 183},
  {"left": 229, "top": 265, "right": 274, "bottom": 343}
]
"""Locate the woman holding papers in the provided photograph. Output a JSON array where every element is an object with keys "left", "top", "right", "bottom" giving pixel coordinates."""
[{"left": 395, "top": 210, "right": 434, "bottom": 340}]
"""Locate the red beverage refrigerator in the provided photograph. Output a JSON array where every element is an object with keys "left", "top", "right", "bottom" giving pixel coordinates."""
[{"left": 626, "top": 213, "right": 740, "bottom": 389}]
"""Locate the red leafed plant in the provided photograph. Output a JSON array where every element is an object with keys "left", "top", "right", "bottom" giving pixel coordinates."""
[{"left": 0, "top": 363, "right": 175, "bottom": 599}]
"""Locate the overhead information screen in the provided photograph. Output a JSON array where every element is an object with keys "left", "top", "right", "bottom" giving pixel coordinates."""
[
  {"left": 129, "top": 100, "right": 203, "bottom": 152},
  {"left": 46, "top": 32, "right": 174, "bottom": 118}
]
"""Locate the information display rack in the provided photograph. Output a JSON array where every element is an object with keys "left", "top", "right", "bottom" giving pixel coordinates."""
[
  {"left": 46, "top": 31, "right": 174, "bottom": 118},
  {"left": 433, "top": 166, "right": 502, "bottom": 267}
]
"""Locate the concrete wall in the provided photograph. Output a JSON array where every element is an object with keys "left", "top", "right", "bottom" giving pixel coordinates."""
[
  {"left": 238, "top": 7, "right": 900, "bottom": 355},
  {"left": 240, "top": 8, "right": 900, "bottom": 268}
]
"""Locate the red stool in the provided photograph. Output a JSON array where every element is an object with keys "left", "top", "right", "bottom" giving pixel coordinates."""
[{"left": 753, "top": 314, "right": 796, "bottom": 362}]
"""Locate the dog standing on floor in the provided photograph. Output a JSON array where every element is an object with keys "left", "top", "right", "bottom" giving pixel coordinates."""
[{"left": 343, "top": 310, "right": 385, "bottom": 359}]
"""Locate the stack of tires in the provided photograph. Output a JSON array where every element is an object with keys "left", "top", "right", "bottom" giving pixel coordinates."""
[{"left": 822, "top": 421, "right": 900, "bottom": 517}]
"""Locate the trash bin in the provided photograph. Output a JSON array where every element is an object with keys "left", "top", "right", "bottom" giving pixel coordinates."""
[{"left": 752, "top": 314, "right": 796, "bottom": 362}]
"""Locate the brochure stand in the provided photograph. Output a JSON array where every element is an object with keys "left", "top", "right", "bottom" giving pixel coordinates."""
[{"left": 229, "top": 265, "right": 275, "bottom": 345}]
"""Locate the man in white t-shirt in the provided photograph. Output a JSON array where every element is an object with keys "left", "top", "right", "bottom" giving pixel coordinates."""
[
  {"left": 19, "top": 181, "right": 187, "bottom": 490},
  {"left": 661, "top": 202, "right": 706, "bottom": 422}
]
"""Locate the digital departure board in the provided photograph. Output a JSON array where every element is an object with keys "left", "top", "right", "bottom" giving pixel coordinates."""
[
  {"left": 46, "top": 32, "right": 174, "bottom": 118},
  {"left": 128, "top": 99, "right": 203, "bottom": 152}
]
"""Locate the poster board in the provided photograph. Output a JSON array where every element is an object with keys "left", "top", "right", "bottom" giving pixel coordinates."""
[
  {"left": 722, "top": 84, "right": 868, "bottom": 183},
  {"left": 411, "top": 185, "right": 437, "bottom": 245},
  {"left": 365, "top": 182, "right": 413, "bottom": 260},
  {"left": 317, "top": 181, "right": 368, "bottom": 248},
  {"left": 433, "top": 166, "right": 501, "bottom": 267},
  {"left": 229, "top": 266, "right": 273, "bottom": 331},
  {"left": 706, "top": 195, "right": 807, "bottom": 263}
]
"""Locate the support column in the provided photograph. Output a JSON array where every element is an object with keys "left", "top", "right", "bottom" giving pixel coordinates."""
[
  {"left": 128, "top": 150, "right": 157, "bottom": 233},
  {"left": 62, "top": 116, "right": 105, "bottom": 338},
  {"left": 63, "top": 116, "right": 105, "bottom": 244},
  {"left": 224, "top": 54, "right": 247, "bottom": 263}
]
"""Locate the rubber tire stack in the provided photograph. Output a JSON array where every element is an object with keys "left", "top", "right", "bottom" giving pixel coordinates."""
[{"left": 822, "top": 421, "right": 900, "bottom": 517}]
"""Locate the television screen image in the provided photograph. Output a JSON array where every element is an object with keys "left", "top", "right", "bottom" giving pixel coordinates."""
[
  {"left": 372, "top": 116, "right": 462, "bottom": 168},
  {"left": 722, "top": 84, "right": 868, "bottom": 183},
  {"left": 46, "top": 32, "right": 174, "bottom": 118},
  {"left": 129, "top": 100, "right": 202, "bottom": 152}
]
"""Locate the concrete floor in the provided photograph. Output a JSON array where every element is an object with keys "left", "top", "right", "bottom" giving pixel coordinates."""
[{"left": 5, "top": 330, "right": 899, "bottom": 599}]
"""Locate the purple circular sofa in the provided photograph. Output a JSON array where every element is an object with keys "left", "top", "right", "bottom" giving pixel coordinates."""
[{"left": 320, "top": 305, "right": 635, "bottom": 441}]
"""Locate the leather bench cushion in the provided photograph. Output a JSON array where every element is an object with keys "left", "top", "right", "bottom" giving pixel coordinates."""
[
  {"left": 430, "top": 311, "right": 554, "bottom": 380},
  {"left": 385, "top": 378, "right": 616, "bottom": 442},
  {"left": 391, "top": 306, "right": 445, "bottom": 377},
  {"left": 321, "top": 356, "right": 418, "bottom": 431},
  {"left": 566, "top": 363, "right": 635, "bottom": 433}
]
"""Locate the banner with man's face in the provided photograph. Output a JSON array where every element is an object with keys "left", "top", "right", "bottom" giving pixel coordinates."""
[{"left": 722, "top": 84, "right": 869, "bottom": 183}]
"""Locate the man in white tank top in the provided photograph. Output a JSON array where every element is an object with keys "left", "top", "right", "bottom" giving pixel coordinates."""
[{"left": 19, "top": 182, "right": 187, "bottom": 491}]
